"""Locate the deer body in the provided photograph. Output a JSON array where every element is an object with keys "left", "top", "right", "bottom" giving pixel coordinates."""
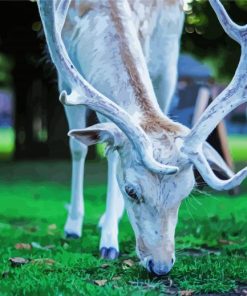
[
  {"left": 39, "top": 0, "right": 247, "bottom": 275},
  {"left": 61, "top": 0, "right": 185, "bottom": 269},
  {"left": 62, "top": 0, "right": 184, "bottom": 117}
]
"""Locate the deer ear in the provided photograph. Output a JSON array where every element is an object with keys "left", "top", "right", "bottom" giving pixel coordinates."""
[{"left": 68, "top": 122, "right": 125, "bottom": 148}]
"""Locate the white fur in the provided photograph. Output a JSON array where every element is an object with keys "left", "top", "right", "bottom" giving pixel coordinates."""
[
  {"left": 60, "top": 0, "right": 184, "bottom": 250},
  {"left": 63, "top": 105, "right": 88, "bottom": 237},
  {"left": 98, "top": 150, "right": 125, "bottom": 251},
  {"left": 39, "top": 0, "right": 245, "bottom": 275}
]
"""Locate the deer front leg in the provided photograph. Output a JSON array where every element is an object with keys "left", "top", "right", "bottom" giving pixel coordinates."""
[
  {"left": 64, "top": 137, "right": 88, "bottom": 238},
  {"left": 63, "top": 104, "right": 88, "bottom": 239},
  {"left": 98, "top": 150, "right": 125, "bottom": 260}
]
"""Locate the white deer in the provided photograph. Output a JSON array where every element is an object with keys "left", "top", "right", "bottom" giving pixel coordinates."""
[{"left": 38, "top": 0, "right": 247, "bottom": 275}]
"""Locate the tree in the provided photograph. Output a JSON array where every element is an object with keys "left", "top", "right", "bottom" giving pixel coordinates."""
[
  {"left": 0, "top": 53, "right": 13, "bottom": 88},
  {"left": 182, "top": 0, "right": 247, "bottom": 81}
]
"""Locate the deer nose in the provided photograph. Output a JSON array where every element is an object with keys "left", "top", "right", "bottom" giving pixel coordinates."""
[{"left": 148, "top": 258, "right": 174, "bottom": 276}]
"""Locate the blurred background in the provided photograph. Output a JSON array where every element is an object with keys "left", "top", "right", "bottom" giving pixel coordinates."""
[{"left": 0, "top": 0, "right": 246, "bottom": 163}]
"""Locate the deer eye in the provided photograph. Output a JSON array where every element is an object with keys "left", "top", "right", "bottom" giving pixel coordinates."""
[{"left": 125, "top": 185, "right": 143, "bottom": 203}]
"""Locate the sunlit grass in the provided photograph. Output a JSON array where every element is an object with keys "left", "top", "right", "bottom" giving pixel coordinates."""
[
  {"left": 0, "top": 161, "right": 246, "bottom": 295},
  {"left": 228, "top": 135, "right": 247, "bottom": 163},
  {"left": 0, "top": 127, "right": 15, "bottom": 160}
]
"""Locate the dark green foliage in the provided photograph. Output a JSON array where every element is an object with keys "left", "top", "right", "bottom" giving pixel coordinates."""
[
  {"left": 0, "top": 53, "right": 13, "bottom": 88},
  {"left": 182, "top": 0, "right": 247, "bottom": 81}
]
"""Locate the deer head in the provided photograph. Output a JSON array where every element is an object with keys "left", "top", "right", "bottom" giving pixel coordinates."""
[{"left": 38, "top": 0, "right": 247, "bottom": 275}]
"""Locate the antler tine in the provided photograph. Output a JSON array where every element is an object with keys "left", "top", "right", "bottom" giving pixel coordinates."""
[
  {"left": 182, "top": 0, "right": 247, "bottom": 190},
  {"left": 189, "top": 149, "right": 247, "bottom": 191},
  {"left": 55, "top": 0, "right": 71, "bottom": 33},
  {"left": 38, "top": 0, "right": 178, "bottom": 175},
  {"left": 209, "top": 0, "right": 244, "bottom": 43}
]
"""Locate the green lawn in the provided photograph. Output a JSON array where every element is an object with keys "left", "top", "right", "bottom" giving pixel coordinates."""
[
  {"left": 228, "top": 135, "right": 247, "bottom": 163},
  {"left": 0, "top": 128, "right": 15, "bottom": 160},
  {"left": 0, "top": 161, "right": 246, "bottom": 296}
]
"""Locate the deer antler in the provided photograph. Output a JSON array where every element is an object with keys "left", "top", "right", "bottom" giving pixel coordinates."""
[
  {"left": 37, "top": 0, "right": 178, "bottom": 175},
  {"left": 182, "top": 0, "right": 247, "bottom": 190}
]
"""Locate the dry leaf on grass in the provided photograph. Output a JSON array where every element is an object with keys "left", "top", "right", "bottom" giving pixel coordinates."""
[
  {"left": 31, "top": 258, "right": 56, "bottom": 265},
  {"left": 100, "top": 263, "right": 110, "bottom": 269},
  {"left": 15, "top": 243, "right": 32, "bottom": 250},
  {"left": 31, "top": 242, "right": 55, "bottom": 251},
  {"left": 9, "top": 257, "right": 29, "bottom": 267},
  {"left": 48, "top": 224, "right": 57, "bottom": 235},
  {"left": 180, "top": 290, "right": 194, "bottom": 296},
  {"left": 31, "top": 242, "right": 44, "bottom": 249},
  {"left": 122, "top": 259, "right": 134, "bottom": 269},
  {"left": 15, "top": 242, "right": 55, "bottom": 251},
  {"left": 219, "top": 239, "right": 235, "bottom": 245},
  {"left": 129, "top": 281, "right": 159, "bottom": 289},
  {"left": 44, "top": 245, "right": 55, "bottom": 249},
  {"left": 112, "top": 276, "right": 121, "bottom": 281},
  {"left": 9, "top": 256, "right": 56, "bottom": 267},
  {"left": 94, "top": 279, "right": 107, "bottom": 286},
  {"left": 48, "top": 224, "right": 57, "bottom": 230}
]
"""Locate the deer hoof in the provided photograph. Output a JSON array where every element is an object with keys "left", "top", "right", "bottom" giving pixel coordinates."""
[
  {"left": 65, "top": 232, "right": 80, "bottom": 239},
  {"left": 100, "top": 247, "right": 119, "bottom": 260}
]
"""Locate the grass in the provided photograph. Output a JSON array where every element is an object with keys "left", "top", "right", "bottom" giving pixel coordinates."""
[
  {"left": 0, "top": 160, "right": 246, "bottom": 295},
  {"left": 228, "top": 135, "right": 247, "bottom": 163},
  {"left": 0, "top": 128, "right": 15, "bottom": 160}
]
